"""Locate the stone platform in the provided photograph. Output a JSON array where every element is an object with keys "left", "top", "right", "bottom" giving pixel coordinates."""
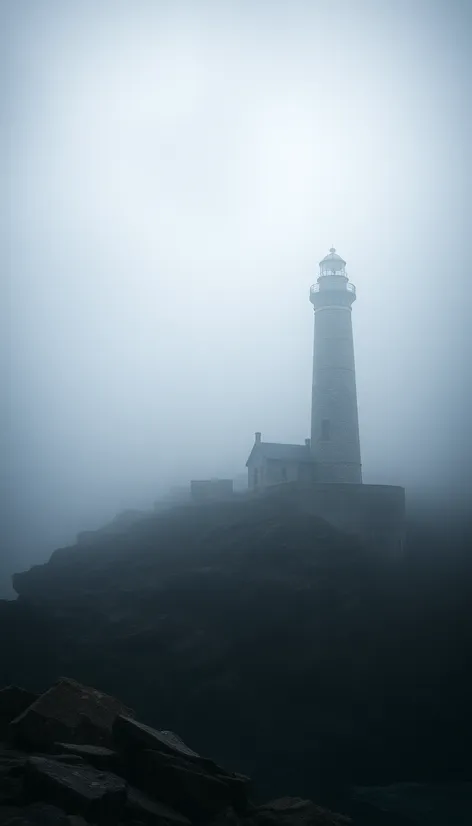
[{"left": 261, "top": 481, "right": 406, "bottom": 556}]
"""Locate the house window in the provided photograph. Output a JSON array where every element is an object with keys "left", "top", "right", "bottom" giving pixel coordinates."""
[
  {"left": 281, "top": 466, "right": 287, "bottom": 481},
  {"left": 254, "top": 468, "right": 259, "bottom": 488},
  {"left": 321, "top": 419, "right": 330, "bottom": 441}
]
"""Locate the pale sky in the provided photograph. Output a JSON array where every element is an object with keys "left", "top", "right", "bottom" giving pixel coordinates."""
[{"left": 3, "top": 0, "right": 471, "bottom": 591}]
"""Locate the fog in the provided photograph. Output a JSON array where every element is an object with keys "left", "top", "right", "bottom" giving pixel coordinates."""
[{"left": 3, "top": 0, "right": 472, "bottom": 594}]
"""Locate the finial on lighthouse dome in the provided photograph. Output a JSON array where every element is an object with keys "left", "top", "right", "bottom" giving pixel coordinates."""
[{"left": 319, "top": 246, "right": 347, "bottom": 276}]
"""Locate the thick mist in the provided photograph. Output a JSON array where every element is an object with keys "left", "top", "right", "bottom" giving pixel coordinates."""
[{"left": 3, "top": 0, "right": 472, "bottom": 595}]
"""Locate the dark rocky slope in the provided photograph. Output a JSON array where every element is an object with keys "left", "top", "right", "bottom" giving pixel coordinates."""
[{"left": 1, "top": 488, "right": 472, "bottom": 820}]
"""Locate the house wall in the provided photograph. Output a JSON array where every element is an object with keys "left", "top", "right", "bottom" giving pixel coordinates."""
[
  {"left": 265, "top": 459, "right": 304, "bottom": 486},
  {"left": 247, "top": 459, "right": 271, "bottom": 491},
  {"left": 247, "top": 459, "right": 314, "bottom": 491}
]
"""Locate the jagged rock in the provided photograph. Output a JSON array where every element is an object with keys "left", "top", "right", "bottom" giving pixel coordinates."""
[
  {"left": 52, "top": 744, "right": 118, "bottom": 771},
  {"left": 126, "top": 785, "right": 191, "bottom": 825},
  {"left": 113, "top": 716, "right": 205, "bottom": 762},
  {"left": 159, "top": 730, "right": 191, "bottom": 745},
  {"left": 0, "top": 803, "right": 69, "bottom": 826},
  {"left": 120, "top": 732, "right": 250, "bottom": 818},
  {"left": 125, "top": 737, "right": 251, "bottom": 818},
  {"left": 0, "top": 690, "right": 38, "bottom": 739},
  {"left": 114, "top": 713, "right": 252, "bottom": 818},
  {"left": 245, "top": 798, "right": 352, "bottom": 826},
  {"left": 125, "top": 747, "right": 239, "bottom": 820},
  {"left": 24, "top": 756, "right": 127, "bottom": 824},
  {"left": 9, "top": 679, "right": 134, "bottom": 749},
  {"left": 114, "top": 716, "right": 251, "bottom": 798}
]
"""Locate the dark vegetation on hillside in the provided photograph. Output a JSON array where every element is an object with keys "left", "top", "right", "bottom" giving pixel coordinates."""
[{"left": 1, "top": 489, "right": 472, "bottom": 820}]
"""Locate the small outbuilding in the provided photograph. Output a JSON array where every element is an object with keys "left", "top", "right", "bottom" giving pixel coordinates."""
[{"left": 246, "top": 432, "right": 315, "bottom": 491}]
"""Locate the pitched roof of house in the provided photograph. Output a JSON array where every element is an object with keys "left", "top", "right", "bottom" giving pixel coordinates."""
[{"left": 246, "top": 442, "right": 313, "bottom": 467}]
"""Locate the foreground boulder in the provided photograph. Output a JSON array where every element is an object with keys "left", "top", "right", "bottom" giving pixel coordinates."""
[
  {"left": 8, "top": 679, "right": 134, "bottom": 749},
  {"left": 114, "top": 715, "right": 252, "bottom": 820},
  {"left": 0, "top": 679, "right": 351, "bottom": 825},
  {"left": 24, "top": 757, "right": 126, "bottom": 824}
]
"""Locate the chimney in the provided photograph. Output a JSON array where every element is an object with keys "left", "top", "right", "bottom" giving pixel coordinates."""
[
  {"left": 255, "top": 432, "right": 262, "bottom": 444},
  {"left": 305, "top": 438, "right": 311, "bottom": 448}
]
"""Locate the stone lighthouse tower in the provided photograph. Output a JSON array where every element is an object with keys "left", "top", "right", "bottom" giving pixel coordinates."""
[
  {"left": 309, "top": 248, "right": 362, "bottom": 484},
  {"left": 246, "top": 243, "right": 405, "bottom": 554}
]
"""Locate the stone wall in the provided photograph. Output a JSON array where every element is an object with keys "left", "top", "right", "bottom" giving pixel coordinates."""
[{"left": 263, "top": 482, "right": 406, "bottom": 556}]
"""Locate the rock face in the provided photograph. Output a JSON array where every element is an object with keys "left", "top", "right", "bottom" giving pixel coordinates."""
[{"left": 0, "top": 678, "right": 350, "bottom": 826}]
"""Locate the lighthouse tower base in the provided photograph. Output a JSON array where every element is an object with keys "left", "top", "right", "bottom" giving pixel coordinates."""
[{"left": 262, "top": 481, "right": 406, "bottom": 557}]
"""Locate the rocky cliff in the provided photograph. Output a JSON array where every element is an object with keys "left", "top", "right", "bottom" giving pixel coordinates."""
[{"left": 1, "top": 488, "right": 472, "bottom": 821}]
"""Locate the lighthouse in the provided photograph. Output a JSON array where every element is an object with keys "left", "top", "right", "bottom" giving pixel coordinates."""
[
  {"left": 309, "top": 248, "right": 362, "bottom": 484},
  {"left": 245, "top": 244, "right": 405, "bottom": 554}
]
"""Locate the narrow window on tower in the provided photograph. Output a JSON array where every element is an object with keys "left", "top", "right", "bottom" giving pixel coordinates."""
[{"left": 321, "top": 419, "right": 331, "bottom": 441}]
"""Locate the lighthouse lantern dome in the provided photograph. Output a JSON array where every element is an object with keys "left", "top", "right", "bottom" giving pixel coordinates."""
[{"left": 319, "top": 247, "right": 347, "bottom": 277}]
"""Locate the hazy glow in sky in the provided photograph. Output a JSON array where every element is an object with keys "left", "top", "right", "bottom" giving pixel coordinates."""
[{"left": 4, "top": 0, "right": 472, "bottom": 581}]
